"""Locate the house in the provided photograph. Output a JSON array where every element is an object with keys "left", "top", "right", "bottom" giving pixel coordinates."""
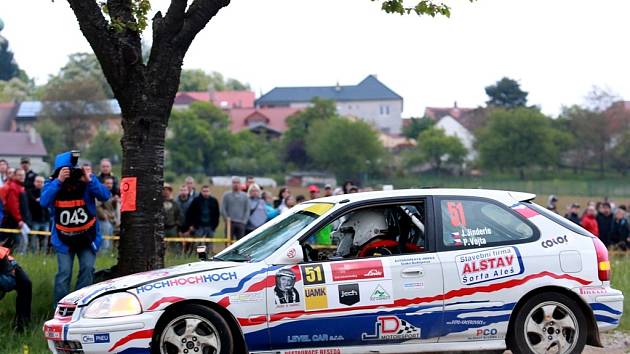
[
  {"left": 0, "top": 130, "right": 49, "bottom": 173},
  {"left": 228, "top": 107, "right": 302, "bottom": 138},
  {"left": 425, "top": 103, "right": 486, "bottom": 161},
  {"left": 285, "top": 171, "right": 336, "bottom": 188},
  {"left": 174, "top": 90, "right": 255, "bottom": 110},
  {"left": 256, "top": 75, "right": 403, "bottom": 134},
  {"left": 378, "top": 133, "right": 416, "bottom": 152},
  {"left": 14, "top": 100, "right": 122, "bottom": 136}
]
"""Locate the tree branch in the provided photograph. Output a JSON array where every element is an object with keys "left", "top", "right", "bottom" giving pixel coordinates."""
[
  {"left": 174, "top": 0, "right": 230, "bottom": 48},
  {"left": 66, "top": 0, "right": 124, "bottom": 92}
]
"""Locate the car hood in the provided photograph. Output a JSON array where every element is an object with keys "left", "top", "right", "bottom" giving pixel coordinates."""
[{"left": 59, "top": 261, "right": 243, "bottom": 306}]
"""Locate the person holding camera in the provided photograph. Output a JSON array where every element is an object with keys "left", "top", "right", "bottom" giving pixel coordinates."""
[{"left": 41, "top": 151, "right": 111, "bottom": 305}]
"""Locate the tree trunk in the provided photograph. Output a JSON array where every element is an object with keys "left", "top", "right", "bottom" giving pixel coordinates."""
[{"left": 117, "top": 99, "right": 168, "bottom": 274}]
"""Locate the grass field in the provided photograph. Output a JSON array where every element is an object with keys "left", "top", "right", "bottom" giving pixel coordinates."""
[{"left": 0, "top": 252, "right": 628, "bottom": 354}]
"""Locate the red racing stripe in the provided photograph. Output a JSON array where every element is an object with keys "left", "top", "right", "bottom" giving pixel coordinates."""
[
  {"left": 217, "top": 296, "right": 230, "bottom": 308},
  {"left": 146, "top": 296, "right": 185, "bottom": 311},
  {"left": 261, "top": 271, "right": 591, "bottom": 324},
  {"left": 108, "top": 329, "right": 153, "bottom": 352}
]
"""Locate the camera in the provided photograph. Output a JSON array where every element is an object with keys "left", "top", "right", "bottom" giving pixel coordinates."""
[{"left": 68, "top": 150, "right": 84, "bottom": 181}]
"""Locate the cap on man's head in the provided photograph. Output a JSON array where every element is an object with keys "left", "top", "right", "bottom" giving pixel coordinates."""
[
  {"left": 324, "top": 184, "right": 332, "bottom": 190},
  {"left": 20, "top": 157, "right": 29, "bottom": 163},
  {"left": 308, "top": 185, "right": 320, "bottom": 193}
]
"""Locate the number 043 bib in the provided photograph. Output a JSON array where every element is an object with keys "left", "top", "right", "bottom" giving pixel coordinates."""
[{"left": 54, "top": 183, "right": 97, "bottom": 250}]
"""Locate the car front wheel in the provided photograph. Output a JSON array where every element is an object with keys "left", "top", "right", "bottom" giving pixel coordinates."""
[
  {"left": 152, "top": 303, "right": 233, "bottom": 354},
  {"left": 510, "top": 293, "right": 587, "bottom": 354}
]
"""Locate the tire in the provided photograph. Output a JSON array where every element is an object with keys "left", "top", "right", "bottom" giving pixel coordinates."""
[
  {"left": 509, "top": 292, "right": 587, "bottom": 354},
  {"left": 151, "top": 303, "right": 234, "bottom": 354}
]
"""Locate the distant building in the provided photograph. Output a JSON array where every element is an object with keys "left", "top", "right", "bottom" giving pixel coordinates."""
[
  {"left": 256, "top": 75, "right": 403, "bottom": 134},
  {"left": 0, "top": 130, "right": 48, "bottom": 173},
  {"left": 285, "top": 171, "right": 336, "bottom": 188},
  {"left": 228, "top": 107, "right": 302, "bottom": 138},
  {"left": 174, "top": 90, "right": 255, "bottom": 110},
  {"left": 0, "top": 102, "right": 18, "bottom": 131},
  {"left": 424, "top": 103, "right": 486, "bottom": 161}
]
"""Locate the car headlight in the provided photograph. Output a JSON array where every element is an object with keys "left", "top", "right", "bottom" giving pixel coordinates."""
[{"left": 83, "top": 292, "right": 142, "bottom": 319}]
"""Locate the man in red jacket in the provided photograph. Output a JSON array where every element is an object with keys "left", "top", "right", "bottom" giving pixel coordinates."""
[
  {"left": 0, "top": 169, "right": 26, "bottom": 248},
  {"left": 581, "top": 205, "right": 599, "bottom": 237}
]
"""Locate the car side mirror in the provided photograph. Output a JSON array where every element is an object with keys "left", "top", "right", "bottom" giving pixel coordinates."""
[
  {"left": 270, "top": 242, "right": 304, "bottom": 265},
  {"left": 197, "top": 245, "right": 208, "bottom": 261}
]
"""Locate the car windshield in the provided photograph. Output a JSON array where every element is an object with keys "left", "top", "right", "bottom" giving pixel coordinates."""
[{"left": 214, "top": 203, "right": 334, "bottom": 262}]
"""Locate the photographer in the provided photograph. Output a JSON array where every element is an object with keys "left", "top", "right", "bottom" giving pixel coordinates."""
[{"left": 41, "top": 151, "right": 111, "bottom": 305}]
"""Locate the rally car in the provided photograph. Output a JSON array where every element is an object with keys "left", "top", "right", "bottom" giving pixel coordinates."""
[{"left": 44, "top": 189, "right": 624, "bottom": 354}]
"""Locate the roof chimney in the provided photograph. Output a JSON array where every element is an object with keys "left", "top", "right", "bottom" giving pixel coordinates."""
[
  {"left": 335, "top": 82, "right": 341, "bottom": 92},
  {"left": 454, "top": 101, "right": 458, "bottom": 108},
  {"left": 28, "top": 127, "right": 37, "bottom": 144}
]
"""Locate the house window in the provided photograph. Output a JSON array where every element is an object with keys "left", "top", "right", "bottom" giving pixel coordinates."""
[{"left": 379, "top": 105, "right": 390, "bottom": 116}]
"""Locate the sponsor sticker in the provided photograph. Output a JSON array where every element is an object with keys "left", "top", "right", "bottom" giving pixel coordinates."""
[
  {"left": 229, "top": 292, "right": 264, "bottom": 303},
  {"left": 370, "top": 285, "right": 391, "bottom": 301},
  {"left": 469, "top": 328, "right": 499, "bottom": 340},
  {"left": 305, "top": 286, "right": 328, "bottom": 311},
  {"left": 541, "top": 235, "right": 569, "bottom": 249},
  {"left": 402, "top": 282, "right": 425, "bottom": 290},
  {"left": 338, "top": 283, "right": 360, "bottom": 306},
  {"left": 579, "top": 287, "right": 608, "bottom": 295},
  {"left": 136, "top": 272, "right": 238, "bottom": 293},
  {"left": 362, "top": 316, "right": 421, "bottom": 341},
  {"left": 456, "top": 246, "right": 524, "bottom": 285},
  {"left": 287, "top": 334, "right": 345, "bottom": 343},
  {"left": 44, "top": 324, "right": 62, "bottom": 340},
  {"left": 331, "top": 260, "right": 384, "bottom": 282},
  {"left": 394, "top": 255, "right": 436, "bottom": 266},
  {"left": 274, "top": 268, "right": 301, "bottom": 307},
  {"left": 81, "top": 333, "right": 110, "bottom": 344},
  {"left": 284, "top": 349, "right": 341, "bottom": 354}
]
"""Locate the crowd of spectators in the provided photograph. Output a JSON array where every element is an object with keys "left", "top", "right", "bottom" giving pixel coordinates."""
[{"left": 548, "top": 195, "right": 630, "bottom": 250}]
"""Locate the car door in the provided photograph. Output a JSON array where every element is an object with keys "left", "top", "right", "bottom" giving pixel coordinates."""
[
  {"left": 435, "top": 196, "right": 538, "bottom": 343},
  {"left": 266, "top": 198, "right": 445, "bottom": 350}
]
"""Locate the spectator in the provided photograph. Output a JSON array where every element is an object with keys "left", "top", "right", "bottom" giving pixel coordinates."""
[
  {"left": 162, "top": 184, "right": 181, "bottom": 238},
  {"left": 19, "top": 157, "right": 37, "bottom": 192},
  {"left": 333, "top": 187, "right": 344, "bottom": 196},
  {"left": 246, "top": 184, "right": 266, "bottom": 233},
  {"left": 27, "top": 176, "right": 49, "bottom": 253},
  {"left": 175, "top": 185, "right": 193, "bottom": 232},
  {"left": 610, "top": 207, "right": 629, "bottom": 250},
  {"left": 547, "top": 195, "right": 558, "bottom": 213},
  {"left": 0, "top": 246, "right": 31, "bottom": 332},
  {"left": 97, "top": 159, "right": 119, "bottom": 196},
  {"left": 6, "top": 167, "right": 15, "bottom": 180},
  {"left": 0, "top": 159, "right": 8, "bottom": 187},
  {"left": 295, "top": 195, "right": 306, "bottom": 204},
  {"left": 95, "top": 176, "right": 117, "bottom": 251},
  {"left": 281, "top": 195, "right": 297, "bottom": 214},
  {"left": 274, "top": 187, "right": 290, "bottom": 209},
  {"left": 41, "top": 151, "right": 111, "bottom": 305},
  {"left": 184, "top": 176, "right": 198, "bottom": 198},
  {"left": 342, "top": 180, "right": 354, "bottom": 194},
  {"left": 262, "top": 191, "right": 280, "bottom": 221},
  {"left": 308, "top": 185, "right": 320, "bottom": 200},
  {"left": 186, "top": 186, "right": 220, "bottom": 252},
  {"left": 581, "top": 205, "right": 599, "bottom": 237},
  {"left": 220, "top": 177, "right": 250, "bottom": 240},
  {"left": 243, "top": 176, "right": 256, "bottom": 192},
  {"left": 349, "top": 185, "right": 359, "bottom": 193},
  {"left": 0, "top": 169, "right": 26, "bottom": 250},
  {"left": 564, "top": 203, "right": 581, "bottom": 225},
  {"left": 323, "top": 184, "right": 333, "bottom": 197},
  {"left": 596, "top": 202, "right": 614, "bottom": 246}
]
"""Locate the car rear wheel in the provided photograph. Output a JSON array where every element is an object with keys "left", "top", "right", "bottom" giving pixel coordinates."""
[
  {"left": 152, "top": 303, "right": 233, "bottom": 354},
  {"left": 510, "top": 293, "right": 586, "bottom": 354}
]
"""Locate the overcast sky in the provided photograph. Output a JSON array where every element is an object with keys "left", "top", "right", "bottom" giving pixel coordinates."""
[{"left": 1, "top": 0, "right": 628, "bottom": 117}]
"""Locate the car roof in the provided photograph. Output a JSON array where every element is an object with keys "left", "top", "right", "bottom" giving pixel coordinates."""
[{"left": 309, "top": 188, "right": 536, "bottom": 205}]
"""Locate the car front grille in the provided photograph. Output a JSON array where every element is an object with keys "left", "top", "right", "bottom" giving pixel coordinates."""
[{"left": 53, "top": 340, "right": 84, "bottom": 354}]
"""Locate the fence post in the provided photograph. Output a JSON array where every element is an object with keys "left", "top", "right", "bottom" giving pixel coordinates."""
[{"left": 226, "top": 217, "right": 232, "bottom": 249}]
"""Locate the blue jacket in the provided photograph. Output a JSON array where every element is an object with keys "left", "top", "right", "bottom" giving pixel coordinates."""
[{"left": 40, "top": 152, "right": 111, "bottom": 254}]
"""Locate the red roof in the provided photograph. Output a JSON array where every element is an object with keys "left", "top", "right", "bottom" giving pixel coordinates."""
[
  {"left": 425, "top": 105, "right": 485, "bottom": 131},
  {"left": 174, "top": 91, "right": 255, "bottom": 109},
  {"left": 0, "top": 131, "right": 47, "bottom": 156},
  {"left": 228, "top": 107, "right": 302, "bottom": 133}
]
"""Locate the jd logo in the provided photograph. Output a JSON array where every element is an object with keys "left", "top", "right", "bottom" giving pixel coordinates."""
[{"left": 338, "top": 283, "right": 360, "bottom": 306}]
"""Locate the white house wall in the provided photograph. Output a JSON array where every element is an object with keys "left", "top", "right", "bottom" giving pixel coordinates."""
[{"left": 435, "top": 115, "right": 476, "bottom": 161}]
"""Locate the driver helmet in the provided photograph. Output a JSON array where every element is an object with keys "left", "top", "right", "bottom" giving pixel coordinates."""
[{"left": 334, "top": 209, "right": 390, "bottom": 257}]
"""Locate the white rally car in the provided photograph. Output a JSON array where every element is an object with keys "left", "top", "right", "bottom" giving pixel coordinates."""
[{"left": 44, "top": 189, "right": 624, "bottom": 354}]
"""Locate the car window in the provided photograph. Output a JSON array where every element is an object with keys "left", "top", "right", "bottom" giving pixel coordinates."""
[
  {"left": 301, "top": 201, "right": 427, "bottom": 262},
  {"left": 526, "top": 202, "right": 593, "bottom": 237},
  {"left": 215, "top": 202, "right": 333, "bottom": 262},
  {"left": 440, "top": 199, "right": 534, "bottom": 248}
]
